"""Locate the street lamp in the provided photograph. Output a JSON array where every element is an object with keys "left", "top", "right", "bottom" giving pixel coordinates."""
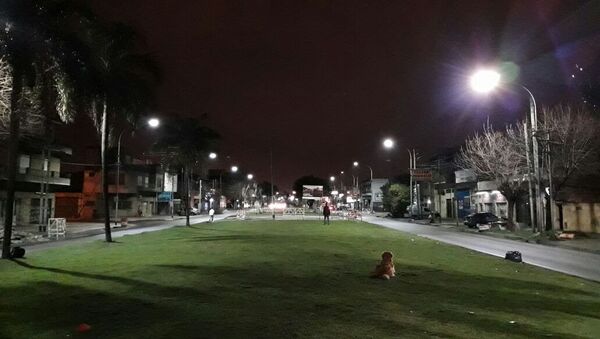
[
  {"left": 247, "top": 174, "right": 254, "bottom": 180},
  {"left": 115, "top": 118, "right": 160, "bottom": 225},
  {"left": 209, "top": 152, "right": 217, "bottom": 159},
  {"left": 231, "top": 165, "right": 238, "bottom": 173},
  {"left": 470, "top": 69, "right": 501, "bottom": 93},
  {"left": 383, "top": 138, "right": 394, "bottom": 149},
  {"left": 469, "top": 68, "right": 541, "bottom": 232}
]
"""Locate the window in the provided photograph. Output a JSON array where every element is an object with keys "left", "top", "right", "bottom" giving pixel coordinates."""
[
  {"left": 118, "top": 201, "right": 132, "bottom": 209},
  {"left": 18, "top": 155, "right": 30, "bottom": 174},
  {"left": 137, "top": 175, "right": 143, "bottom": 186}
]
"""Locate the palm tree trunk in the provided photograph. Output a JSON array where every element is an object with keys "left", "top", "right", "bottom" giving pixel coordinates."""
[
  {"left": 184, "top": 167, "right": 190, "bottom": 226},
  {"left": 101, "top": 98, "right": 112, "bottom": 242},
  {"left": 2, "top": 71, "right": 23, "bottom": 259}
]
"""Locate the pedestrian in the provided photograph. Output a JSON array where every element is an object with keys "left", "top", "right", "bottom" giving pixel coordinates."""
[
  {"left": 209, "top": 208, "right": 215, "bottom": 222},
  {"left": 323, "top": 202, "right": 331, "bottom": 225}
]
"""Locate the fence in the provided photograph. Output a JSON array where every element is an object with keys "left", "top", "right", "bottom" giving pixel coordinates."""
[{"left": 47, "top": 218, "right": 66, "bottom": 239}]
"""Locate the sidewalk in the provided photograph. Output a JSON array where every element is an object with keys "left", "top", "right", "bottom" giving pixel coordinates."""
[
  {"left": 403, "top": 217, "right": 600, "bottom": 255},
  {"left": 3, "top": 213, "right": 231, "bottom": 247}
]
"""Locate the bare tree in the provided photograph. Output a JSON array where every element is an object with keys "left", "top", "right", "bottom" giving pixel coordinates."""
[
  {"left": 458, "top": 105, "right": 600, "bottom": 231},
  {"left": 456, "top": 122, "right": 528, "bottom": 226},
  {"left": 539, "top": 105, "right": 600, "bottom": 229}
]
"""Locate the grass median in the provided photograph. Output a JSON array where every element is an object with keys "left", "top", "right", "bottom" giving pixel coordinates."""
[{"left": 1, "top": 220, "right": 599, "bottom": 338}]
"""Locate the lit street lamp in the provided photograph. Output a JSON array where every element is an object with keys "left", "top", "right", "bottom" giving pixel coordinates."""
[
  {"left": 383, "top": 138, "right": 394, "bottom": 149},
  {"left": 469, "top": 68, "right": 541, "bottom": 232},
  {"left": 231, "top": 165, "right": 238, "bottom": 173},
  {"left": 247, "top": 173, "right": 254, "bottom": 180},
  {"left": 115, "top": 118, "right": 160, "bottom": 225}
]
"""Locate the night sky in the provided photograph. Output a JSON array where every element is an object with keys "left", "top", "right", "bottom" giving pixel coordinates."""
[{"left": 64, "top": 0, "right": 600, "bottom": 189}]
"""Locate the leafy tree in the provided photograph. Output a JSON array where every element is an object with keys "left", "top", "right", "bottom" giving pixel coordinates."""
[
  {"left": 0, "top": 0, "right": 95, "bottom": 258},
  {"left": 153, "top": 117, "right": 219, "bottom": 226},
  {"left": 258, "top": 181, "right": 279, "bottom": 198},
  {"left": 381, "top": 183, "right": 410, "bottom": 217},
  {"left": 81, "top": 23, "right": 160, "bottom": 242}
]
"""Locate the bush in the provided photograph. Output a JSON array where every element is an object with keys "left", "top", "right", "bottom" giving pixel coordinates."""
[{"left": 382, "top": 183, "right": 410, "bottom": 218}]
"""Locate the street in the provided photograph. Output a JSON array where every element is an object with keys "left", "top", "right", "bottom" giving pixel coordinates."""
[{"left": 363, "top": 215, "right": 600, "bottom": 282}]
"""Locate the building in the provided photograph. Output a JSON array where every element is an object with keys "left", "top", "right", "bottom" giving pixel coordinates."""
[
  {"left": 555, "top": 175, "right": 600, "bottom": 233},
  {"left": 360, "top": 178, "right": 388, "bottom": 211},
  {"left": 55, "top": 163, "right": 179, "bottom": 221},
  {"left": 0, "top": 142, "right": 72, "bottom": 228}
]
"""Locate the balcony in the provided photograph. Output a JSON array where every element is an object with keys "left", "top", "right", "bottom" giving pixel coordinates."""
[{"left": 16, "top": 168, "right": 71, "bottom": 186}]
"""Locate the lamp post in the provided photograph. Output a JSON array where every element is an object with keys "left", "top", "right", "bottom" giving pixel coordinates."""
[
  {"left": 115, "top": 118, "right": 160, "bottom": 225},
  {"left": 470, "top": 69, "right": 540, "bottom": 232}
]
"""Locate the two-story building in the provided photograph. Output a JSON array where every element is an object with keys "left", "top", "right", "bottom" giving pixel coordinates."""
[
  {"left": 0, "top": 142, "right": 71, "bottom": 228},
  {"left": 360, "top": 178, "right": 389, "bottom": 211},
  {"left": 55, "top": 162, "right": 179, "bottom": 221}
]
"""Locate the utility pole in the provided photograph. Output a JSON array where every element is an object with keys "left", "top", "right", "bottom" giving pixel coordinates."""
[
  {"left": 407, "top": 149, "right": 414, "bottom": 218},
  {"left": 270, "top": 145, "right": 274, "bottom": 219}
]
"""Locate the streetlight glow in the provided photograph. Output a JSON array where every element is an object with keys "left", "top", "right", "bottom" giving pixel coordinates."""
[
  {"left": 383, "top": 138, "right": 394, "bottom": 149},
  {"left": 353, "top": 161, "right": 359, "bottom": 167},
  {"left": 209, "top": 152, "right": 217, "bottom": 159},
  {"left": 330, "top": 176, "right": 335, "bottom": 182},
  {"left": 231, "top": 165, "right": 238, "bottom": 173},
  {"left": 247, "top": 174, "right": 254, "bottom": 180},
  {"left": 147, "top": 118, "right": 160, "bottom": 128},
  {"left": 470, "top": 69, "right": 500, "bottom": 93}
]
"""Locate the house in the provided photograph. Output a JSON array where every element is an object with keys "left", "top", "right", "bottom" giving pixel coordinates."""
[
  {"left": 360, "top": 178, "right": 388, "bottom": 211},
  {"left": 55, "top": 163, "right": 178, "bottom": 221},
  {"left": 555, "top": 176, "right": 600, "bottom": 233},
  {"left": 0, "top": 142, "right": 72, "bottom": 228}
]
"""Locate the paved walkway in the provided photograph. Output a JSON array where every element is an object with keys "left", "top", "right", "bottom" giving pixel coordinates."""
[
  {"left": 364, "top": 216, "right": 600, "bottom": 282},
  {"left": 22, "top": 213, "right": 233, "bottom": 253}
]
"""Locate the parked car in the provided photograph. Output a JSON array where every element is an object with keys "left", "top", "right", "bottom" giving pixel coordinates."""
[
  {"left": 464, "top": 212, "right": 507, "bottom": 228},
  {"left": 178, "top": 207, "right": 200, "bottom": 216}
]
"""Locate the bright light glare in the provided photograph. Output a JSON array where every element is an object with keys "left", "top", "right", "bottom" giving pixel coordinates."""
[
  {"left": 247, "top": 174, "right": 254, "bottom": 180},
  {"left": 470, "top": 69, "right": 500, "bottom": 93},
  {"left": 383, "top": 138, "right": 394, "bottom": 149},
  {"left": 147, "top": 118, "right": 160, "bottom": 128},
  {"left": 231, "top": 166, "right": 238, "bottom": 173},
  {"left": 269, "top": 202, "right": 287, "bottom": 210},
  {"left": 209, "top": 152, "right": 217, "bottom": 159},
  {"left": 330, "top": 176, "right": 335, "bottom": 181},
  {"left": 353, "top": 161, "right": 359, "bottom": 167}
]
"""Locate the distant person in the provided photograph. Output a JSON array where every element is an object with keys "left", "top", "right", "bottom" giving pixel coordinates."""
[
  {"left": 209, "top": 208, "right": 215, "bottom": 222},
  {"left": 323, "top": 202, "right": 331, "bottom": 225}
]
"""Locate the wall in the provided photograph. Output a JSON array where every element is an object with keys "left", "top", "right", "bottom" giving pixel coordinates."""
[{"left": 562, "top": 202, "right": 600, "bottom": 233}]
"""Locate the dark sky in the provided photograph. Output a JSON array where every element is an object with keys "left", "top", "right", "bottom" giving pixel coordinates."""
[{"left": 67, "top": 0, "right": 600, "bottom": 189}]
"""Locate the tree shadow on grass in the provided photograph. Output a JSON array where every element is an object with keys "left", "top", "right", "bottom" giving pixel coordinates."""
[
  {"left": 9, "top": 259, "right": 214, "bottom": 301},
  {"left": 148, "top": 262, "right": 600, "bottom": 338},
  {"left": 0, "top": 281, "right": 171, "bottom": 339},
  {"left": 183, "top": 235, "right": 270, "bottom": 242}
]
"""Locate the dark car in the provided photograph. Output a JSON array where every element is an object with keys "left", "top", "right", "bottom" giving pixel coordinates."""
[{"left": 464, "top": 212, "right": 507, "bottom": 228}]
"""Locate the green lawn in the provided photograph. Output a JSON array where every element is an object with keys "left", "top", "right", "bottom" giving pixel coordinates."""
[{"left": 1, "top": 220, "right": 599, "bottom": 338}]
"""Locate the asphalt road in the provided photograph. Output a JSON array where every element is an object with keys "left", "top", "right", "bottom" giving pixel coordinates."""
[
  {"left": 23, "top": 213, "right": 232, "bottom": 253},
  {"left": 363, "top": 216, "right": 600, "bottom": 282}
]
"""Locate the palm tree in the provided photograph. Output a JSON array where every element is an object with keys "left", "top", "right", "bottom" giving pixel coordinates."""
[
  {"left": 0, "top": 0, "right": 95, "bottom": 258},
  {"left": 153, "top": 117, "right": 219, "bottom": 226},
  {"left": 81, "top": 23, "right": 160, "bottom": 242}
]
